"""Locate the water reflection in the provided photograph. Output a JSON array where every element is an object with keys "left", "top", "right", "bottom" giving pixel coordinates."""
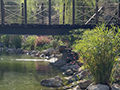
[{"left": 0, "top": 52, "right": 65, "bottom": 89}]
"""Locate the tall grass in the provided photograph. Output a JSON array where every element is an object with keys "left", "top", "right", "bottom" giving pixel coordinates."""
[{"left": 75, "top": 24, "right": 120, "bottom": 85}]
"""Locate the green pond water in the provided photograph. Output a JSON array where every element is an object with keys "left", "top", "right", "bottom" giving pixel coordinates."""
[{"left": 0, "top": 52, "right": 65, "bottom": 90}]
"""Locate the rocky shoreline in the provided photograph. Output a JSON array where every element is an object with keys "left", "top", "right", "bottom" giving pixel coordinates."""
[
  {"left": 0, "top": 47, "right": 120, "bottom": 90},
  {"left": 0, "top": 47, "right": 62, "bottom": 61},
  {"left": 40, "top": 49, "right": 120, "bottom": 90}
]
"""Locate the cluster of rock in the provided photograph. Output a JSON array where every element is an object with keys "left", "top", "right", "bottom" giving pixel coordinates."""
[
  {"left": 72, "top": 83, "right": 120, "bottom": 90},
  {"left": 40, "top": 48, "right": 120, "bottom": 90},
  {"left": 0, "top": 47, "right": 62, "bottom": 59},
  {"left": 40, "top": 48, "right": 88, "bottom": 88}
]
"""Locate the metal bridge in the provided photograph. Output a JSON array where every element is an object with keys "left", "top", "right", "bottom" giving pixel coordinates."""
[{"left": 0, "top": 0, "right": 120, "bottom": 35}]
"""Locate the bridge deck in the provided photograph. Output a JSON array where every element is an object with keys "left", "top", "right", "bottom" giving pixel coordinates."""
[
  {"left": 0, "top": 24, "right": 96, "bottom": 35},
  {"left": 0, "top": 0, "right": 120, "bottom": 35}
]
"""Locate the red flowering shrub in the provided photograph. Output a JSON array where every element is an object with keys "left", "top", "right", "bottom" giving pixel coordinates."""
[
  {"left": 35, "top": 36, "right": 51, "bottom": 47},
  {"left": 65, "top": 47, "right": 83, "bottom": 67}
]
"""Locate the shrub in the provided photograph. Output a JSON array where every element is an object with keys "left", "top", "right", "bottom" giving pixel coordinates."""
[
  {"left": 11, "top": 35, "right": 22, "bottom": 48},
  {"left": 22, "top": 36, "right": 37, "bottom": 50},
  {"left": 50, "top": 39, "right": 60, "bottom": 49},
  {"left": 35, "top": 44, "right": 52, "bottom": 51},
  {"left": 35, "top": 36, "right": 51, "bottom": 47},
  {"left": 75, "top": 24, "right": 120, "bottom": 85},
  {"left": 1, "top": 35, "right": 10, "bottom": 47}
]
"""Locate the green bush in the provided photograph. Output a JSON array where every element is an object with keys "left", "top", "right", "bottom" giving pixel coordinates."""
[
  {"left": 75, "top": 24, "right": 120, "bottom": 85},
  {"left": 11, "top": 35, "right": 22, "bottom": 49},
  {"left": 35, "top": 44, "right": 52, "bottom": 51},
  {"left": 22, "top": 36, "right": 37, "bottom": 50},
  {"left": 1, "top": 35, "right": 10, "bottom": 47},
  {"left": 50, "top": 39, "right": 60, "bottom": 49}
]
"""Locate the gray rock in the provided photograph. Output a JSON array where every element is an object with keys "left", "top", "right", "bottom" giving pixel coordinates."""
[
  {"left": 60, "top": 64, "right": 79, "bottom": 72},
  {"left": 72, "top": 85, "right": 82, "bottom": 90},
  {"left": 63, "top": 86, "right": 70, "bottom": 89},
  {"left": 15, "top": 48, "right": 23, "bottom": 54},
  {"left": 68, "top": 70, "right": 87, "bottom": 83},
  {"left": 4, "top": 47, "right": 9, "bottom": 50},
  {"left": 42, "top": 50, "right": 48, "bottom": 55},
  {"left": 55, "top": 53, "right": 62, "bottom": 60},
  {"left": 26, "top": 52, "right": 30, "bottom": 55},
  {"left": 31, "top": 54, "right": 35, "bottom": 57},
  {"left": 86, "top": 84, "right": 109, "bottom": 90},
  {"left": 40, "top": 54, "right": 45, "bottom": 58},
  {"left": 0, "top": 43, "right": 4, "bottom": 47},
  {"left": 30, "top": 50, "right": 37, "bottom": 55},
  {"left": 0, "top": 48, "right": 3, "bottom": 51},
  {"left": 79, "top": 80, "right": 92, "bottom": 89},
  {"left": 41, "top": 76, "right": 63, "bottom": 87},
  {"left": 35, "top": 51, "right": 42, "bottom": 57},
  {"left": 64, "top": 69, "right": 74, "bottom": 76},
  {"left": 112, "top": 84, "right": 120, "bottom": 90},
  {"left": 52, "top": 59, "right": 66, "bottom": 68}
]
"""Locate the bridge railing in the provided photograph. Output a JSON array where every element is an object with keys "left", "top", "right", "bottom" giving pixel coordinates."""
[{"left": 0, "top": 0, "right": 120, "bottom": 25}]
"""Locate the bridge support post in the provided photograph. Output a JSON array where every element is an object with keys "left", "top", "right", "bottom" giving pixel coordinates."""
[
  {"left": 72, "top": 0, "right": 75, "bottom": 25},
  {"left": 96, "top": 0, "right": 99, "bottom": 24},
  {"left": 1, "top": 0, "right": 4, "bottom": 25},
  {"left": 22, "top": 3, "right": 25, "bottom": 24},
  {"left": 49, "top": 0, "right": 51, "bottom": 25},
  {"left": 41, "top": 3, "right": 44, "bottom": 24},
  {"left": 82, "top": 3, "right": 85, "bottom": 24},
  {"left": 118, "top": 0, "right": 120, "bottom": 24},
  {"left": 24, "top": 0, "right": 27, "bottom": 25},
  {"left": 63, "top": 3, "right": 65, "bottom": 25}
]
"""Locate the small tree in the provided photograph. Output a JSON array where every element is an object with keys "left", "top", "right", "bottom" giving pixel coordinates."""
[
  {"left": 11, "top": 35, "right": 22, "bottom": 49},
  {"left": 1, "top": 35, "right": 10, "bottom": 47}
]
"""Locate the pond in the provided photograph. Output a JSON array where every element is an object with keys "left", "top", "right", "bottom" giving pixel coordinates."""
[{"left": 0, "top": 52, "right": 65, "bottom": 90}]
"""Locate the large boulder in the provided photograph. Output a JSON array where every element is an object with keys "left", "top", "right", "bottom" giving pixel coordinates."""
[
  {"left": 112, "top": 84, "right": 120, "bottom": 90},
  {"left": 79, "top": 80, "right": 92, "bottom": 89},
  {"left": 47, "top": 48, "right": 57, "bottom": 55},
  {"left": 86, "top": 84, "right": 110, "bottom": 90},
  {"left": 52, "top": 59, "right": 66, "bottom": 68},
  {"left": 68, "top": 70, "right": 87, "bottom": 83},
  {"left": 41, "top": 76, "right": 63, "bottom": 87},
  {"left": 42, "top": 50, "right": 48, "bottom": 55},
  {"left": 42, "top": 48, "right": 58, "bottom": 56}
]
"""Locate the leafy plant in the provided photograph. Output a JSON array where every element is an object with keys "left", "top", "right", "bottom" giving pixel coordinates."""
[
  {"left": 50, "top": 39, "right": 60, "bottom": 49},
  {"left": 35, "top": 44, "right": 52, "bottom": 51},
  {"left": 1, "top": 35, "right": 10, "bottom": 47},
  {"left": 11, "top": 35, "right": 22, "bottom": 49},
  {"left": 75, "top": 24, "right": 120, "bottom": 85},
  {"left": 22, "top": 36, "right": 37, "bottom": 50}
]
